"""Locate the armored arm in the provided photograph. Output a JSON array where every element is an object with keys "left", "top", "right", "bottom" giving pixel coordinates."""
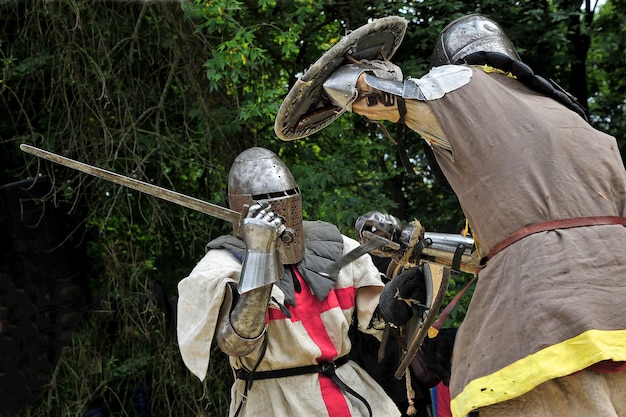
[
  {"left": 355, "top": 211, "right": 478, "bottom": 274},
  {"left": 324, "top": 62, "right": 473, "bottom": 125},
  {"left": 216, "top": 202, "right": 284, "bottom": 357},
  {"left": 322, "top": 61, "right": 426, "bottom": 117}
]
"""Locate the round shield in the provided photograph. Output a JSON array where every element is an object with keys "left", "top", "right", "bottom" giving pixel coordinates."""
[{"left": 274, "top": 16, "right": 408, "bottom": 141}]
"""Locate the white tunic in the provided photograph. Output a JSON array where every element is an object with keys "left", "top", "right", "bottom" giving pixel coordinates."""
[{"left": 177, "top": 235, "right": 401, "bottom": 417}]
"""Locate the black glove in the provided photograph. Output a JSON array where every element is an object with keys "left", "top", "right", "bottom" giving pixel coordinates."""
[{"left": 378, "top": 266, "right": 426, "bottom": 326}]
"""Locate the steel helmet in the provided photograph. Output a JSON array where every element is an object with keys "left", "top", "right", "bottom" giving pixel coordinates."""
[
  {"left": 228, "top": 147, "right": 304, "bottom": 264},
  {"left": 431, "top": 14, "right": 520, "bottom": 67}
]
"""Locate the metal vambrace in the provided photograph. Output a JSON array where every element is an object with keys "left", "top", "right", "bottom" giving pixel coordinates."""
[
  {"left": 322, "top": 63, "right": 426, "bottom": 112},
  {"left": 216, "top": 282, "right": 273, "bottom": 357},
  {"left": 216, "top": 216, "right": 283, "bottom": 357},
  {"left": 362, "top": 73, "right": 426, "bottom": 101}
]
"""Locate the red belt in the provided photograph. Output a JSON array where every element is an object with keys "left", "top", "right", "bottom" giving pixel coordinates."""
[{"left": 479, "top": 216, "right": 626, "bottom": 270}]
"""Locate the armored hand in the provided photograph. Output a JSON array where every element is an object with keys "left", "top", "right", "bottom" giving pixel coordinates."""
[
  {"left": 323, "top": 60, "right": 431, "bottom": 125},
  {"left": 323, "top": 61, "right": 404, "bottom": 122},
  {"left": 239, "top": 201, "right": 285, "bottom": 294},
  {"left": 356, "top": 211, "right": 403, "bottom": 241},
  {"left": 355, "top": 211, "right": 416, "bottom": 259}
]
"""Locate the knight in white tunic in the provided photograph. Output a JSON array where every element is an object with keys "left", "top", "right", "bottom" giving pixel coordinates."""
[{"left": 177, "top": 147, "right": 403, "bottom": 417}]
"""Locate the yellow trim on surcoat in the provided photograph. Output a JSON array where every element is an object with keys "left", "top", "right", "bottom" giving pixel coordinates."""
[
  {"left": 478, "top": 65, "right": 517, "bottom": 79},
  {"left": 450, "top": 329, "right": 626, "bottom": 417}
]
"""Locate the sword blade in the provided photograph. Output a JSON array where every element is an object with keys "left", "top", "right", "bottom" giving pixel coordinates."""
[
  {"left": 20, "top": 144, "right": 241, "bottom": 224},
  {"left": 320, "top": 234, "right": 389, "bottom": 277}
]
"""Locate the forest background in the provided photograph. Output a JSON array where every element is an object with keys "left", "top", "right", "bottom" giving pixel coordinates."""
[{"left": 1, "top": 0, "right": 624, "bottom": 416}]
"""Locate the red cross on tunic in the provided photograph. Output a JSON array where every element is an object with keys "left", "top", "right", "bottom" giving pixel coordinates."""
[{"left": 267, "top": 265, "right": 357, "bottom": 417}]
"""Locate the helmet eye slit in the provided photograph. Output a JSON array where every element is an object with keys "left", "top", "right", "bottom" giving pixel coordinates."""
[{"left": 252, "top": 188, "right": 301, "bottom": 200}]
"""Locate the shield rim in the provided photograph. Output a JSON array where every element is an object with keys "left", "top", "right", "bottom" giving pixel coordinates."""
[{"left": 274, "top": 16, "right": 408, "bottom": 141}]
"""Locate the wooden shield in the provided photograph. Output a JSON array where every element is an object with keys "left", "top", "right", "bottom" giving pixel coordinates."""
[{"left": 274, "top": 16, "right": 407, "bottom": 141}]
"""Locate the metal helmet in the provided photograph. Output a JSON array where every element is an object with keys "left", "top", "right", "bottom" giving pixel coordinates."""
[
  {"left": 228, "top": 147, "right": 304, "bottom": 264},
  {"left": 431, "top": 14, "right": 520, "bottom": 67}
]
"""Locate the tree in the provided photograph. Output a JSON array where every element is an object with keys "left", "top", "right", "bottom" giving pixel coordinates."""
[{"left": 587, "top": 0, "right": 626, "bottom": 154}]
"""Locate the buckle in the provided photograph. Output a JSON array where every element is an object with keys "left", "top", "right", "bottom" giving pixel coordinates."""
[{"left": 319, "top": 362, "right": 336, "bottom": 376}]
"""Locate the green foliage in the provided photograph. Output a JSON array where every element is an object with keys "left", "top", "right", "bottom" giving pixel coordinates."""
[
  {"left": 184, "top": 0, "right": 324, "bottom": 134},
  {"left": 21, "top": 235, "right": 231, "bottom": 417},
  {"left": 587, "top": 0, "right": 626, "bottom": 153},
  {"left": 442, "top": 272, "right": 477, "bottom": 329}
]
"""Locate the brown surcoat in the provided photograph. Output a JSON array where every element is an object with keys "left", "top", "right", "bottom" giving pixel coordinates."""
[{"left": 424, "top": 67, "right": 626, "bottom": 416}]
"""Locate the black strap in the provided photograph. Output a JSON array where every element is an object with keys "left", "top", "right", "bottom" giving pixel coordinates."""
[
  {"left": 392, "top": 96, "right": 416, "bottom": 176},
  {"left": 323, "top": 364, "right": 373, "bottom": 417},
  {"left": 235, "top": 355, "right": 349, "bottom": 381},
  {"left": 395, "top": 136, "right": 417, "bottom": 177},
  {"left": 451, "top": 243, "right": 466, "bottom": 273},
  {"left": 235, "top": 355, "right": 372, "bottom": 417},
  {"left": 397, "top": 96, "right": 407, "bottom": 124},
  {"left": 422, "top": 141, "right": 454, "bottom": 192},
  {"left": 364, "top": 114, "right": 417, "bottom": 177},
  {"left": 233, "top": 336, "right": 268, "bottom": 417}
]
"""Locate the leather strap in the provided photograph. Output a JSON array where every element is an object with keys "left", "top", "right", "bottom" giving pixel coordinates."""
[
  {"left": 397, "top": 96, "right": 407, "bottom": 124},
  {"left": 235, "top": 355, "right": 349, "bottom": 381},
  {"left": 484, "top": 216, "right": 626, "bottom": 264},
  {"left": 236, "top": 355, "right": 372, "bottom": 417},
  {"left": 430, "top": 276, "right": 477, "bottom": 335}
]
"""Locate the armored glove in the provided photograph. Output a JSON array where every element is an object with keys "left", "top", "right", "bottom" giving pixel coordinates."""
[
  {"left": 322, "top": 61, "right": 403, "bottom": 112},
  {"left": 238, "top": 201, "right": 285, "bottom": 294},
  {"left": 355, "top": 211, "right": 404, "bottom": 258},
  {"left": 356, "top": 211, "right": 403, "bottom": 242},
  {"left": 378, "top": 265, "right": 426, "bottom": 326}
]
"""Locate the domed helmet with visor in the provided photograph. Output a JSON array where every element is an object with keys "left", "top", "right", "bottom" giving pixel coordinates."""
[{"left": 228, "top": 147, "right": 304, "bottom": 264}]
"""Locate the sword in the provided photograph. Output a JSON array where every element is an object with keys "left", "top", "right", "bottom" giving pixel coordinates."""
[
  {"left": 319, "top": 234, "right": 397, "bottom": 278},
  {"left": 20, "top": 144, "right": 242, "bottom": 224},
  {"left": 20, "top": 144, "right": 388, "bottom": 266}
]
